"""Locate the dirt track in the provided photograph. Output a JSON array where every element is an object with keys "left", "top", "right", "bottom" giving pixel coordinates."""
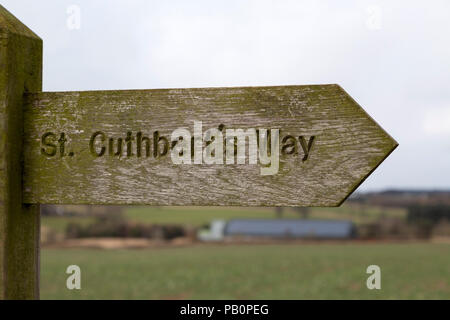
[{"left": 42, "top": 236, "right": 445, "bottom": 250}]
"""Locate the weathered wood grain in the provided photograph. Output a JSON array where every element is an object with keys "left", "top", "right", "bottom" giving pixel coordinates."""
[
  {"left": 22, "top": 84, "right": 397, "bottom": 206},
  {"left": 0, "top": 5, "right": 41, "bottom": 300}
]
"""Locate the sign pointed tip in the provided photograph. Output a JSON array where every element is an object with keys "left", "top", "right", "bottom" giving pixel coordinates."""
[
  {"left": 337, "top": 139, "right": 398, "bottom": 207},
  {"left": 0, "top": 4, "right": 41, "bottom": 40}
]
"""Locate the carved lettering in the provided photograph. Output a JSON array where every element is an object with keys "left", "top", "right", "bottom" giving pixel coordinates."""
[
  {"left": 89, "top": 131, "right": 105, "bottom": 157},
  {"left": 44, "top": 129, "right": 317, "bottom": 169},
  {"left": 299, "top": 136, "right": 315, "bottom": 162},
  {"left": 41, "top": 132, "right": 57, "bottom": 157}
]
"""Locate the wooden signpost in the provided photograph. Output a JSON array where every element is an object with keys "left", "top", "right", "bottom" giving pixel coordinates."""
[{"left": 0, "top": 5, "right": 397, "bottom": 299}]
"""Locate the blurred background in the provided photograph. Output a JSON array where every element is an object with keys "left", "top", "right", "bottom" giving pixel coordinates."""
[{"left": 3, "top": 0, "right": 450, "bottom": 299}]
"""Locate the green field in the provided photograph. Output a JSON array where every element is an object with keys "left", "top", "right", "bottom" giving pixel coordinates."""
[
  {"left": 124, "top": 205, "right": 404, "bottom": 226},
  {"left": 41, "top": 204, "right": 406, "bottom": 235},
  {"left": 41, "top": 243, "right": 450, "bottom": 299}
]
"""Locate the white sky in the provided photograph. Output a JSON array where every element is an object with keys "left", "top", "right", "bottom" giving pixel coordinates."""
[{"left": 3, "top": 0, "right": 450, "bottom": 191}]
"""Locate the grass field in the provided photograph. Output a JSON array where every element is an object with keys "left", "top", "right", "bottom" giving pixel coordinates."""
[
  {"left": 41, "top": 243, "right": 450, "bottom": 299},
  {"left": 41, "top": 204, "right": 407, "bottom": 235},
  {"left": 124, "top": 205, "right": 406, "bottom": 226}
]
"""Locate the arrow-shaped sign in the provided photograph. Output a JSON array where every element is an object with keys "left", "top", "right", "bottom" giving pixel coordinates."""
[{"left": 22, "top": 84, "right": 397, "bottom": 206}]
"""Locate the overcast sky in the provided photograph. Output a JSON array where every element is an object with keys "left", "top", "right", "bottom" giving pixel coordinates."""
[{"left": 3, "top": 0, "right": 450, "bottom": 191}]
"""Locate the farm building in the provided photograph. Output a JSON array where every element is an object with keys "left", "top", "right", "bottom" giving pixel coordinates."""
[{"left": 223, "top": 219, "right": 356, "bottom": 239}]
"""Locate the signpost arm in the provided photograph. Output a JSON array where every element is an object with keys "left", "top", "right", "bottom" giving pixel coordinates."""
[{"left": 0, "top": 5, "right": 42, "bottom": 299}]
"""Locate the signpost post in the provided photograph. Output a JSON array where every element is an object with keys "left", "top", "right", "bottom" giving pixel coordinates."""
[
  {"left": 0, "top": 5, "right": 397, "bottom": 299},
  {"left": 0, "top": 5, "right": 42, "bottom": 300}
]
